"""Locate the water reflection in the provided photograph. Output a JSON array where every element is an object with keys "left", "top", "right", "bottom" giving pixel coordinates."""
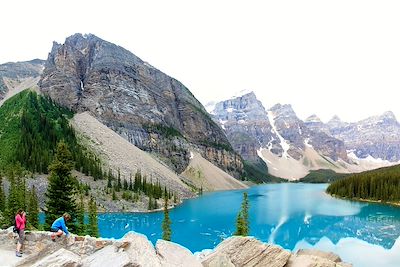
[{"left": 96, "top": 183, "right": 400, "bottom": 266}]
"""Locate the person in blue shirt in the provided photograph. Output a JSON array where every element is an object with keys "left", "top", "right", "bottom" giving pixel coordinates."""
[{"left": 50, "top": 213, "right": 71, "bottom": 241}]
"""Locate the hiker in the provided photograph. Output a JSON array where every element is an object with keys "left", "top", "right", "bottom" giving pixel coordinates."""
[
  {"left": 50, "top": 213, "right": 71, "bottom": 241},
  {"left": 15, "top": 209, "right": 26, "bottom": 257}
]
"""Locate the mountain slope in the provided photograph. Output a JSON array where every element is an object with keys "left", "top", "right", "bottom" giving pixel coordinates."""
[
  {"left": 181, "top": 151, "right": 248, "bottom": 191},
  {"left": 0, "top": 59, "right": 45, "bottom": 106},
  {"left": 39, "top": 33, "right": 243, "bottom": 178},
  {"left": 71, "top": 112, "right": 193, "bottom": 197}
]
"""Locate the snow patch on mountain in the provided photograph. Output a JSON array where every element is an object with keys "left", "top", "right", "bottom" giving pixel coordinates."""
[{"left": 267, "top": 110, "right": 290, "bottom": 158}]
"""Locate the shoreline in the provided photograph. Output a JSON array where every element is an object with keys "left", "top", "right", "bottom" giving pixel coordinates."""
[{"left": 328, "top": 193, "right": 400, "bottom": 207}]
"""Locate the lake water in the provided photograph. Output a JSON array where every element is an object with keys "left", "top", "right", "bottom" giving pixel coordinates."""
[{"left": 98, "top": 183, "right": 400, "bottom": 267}]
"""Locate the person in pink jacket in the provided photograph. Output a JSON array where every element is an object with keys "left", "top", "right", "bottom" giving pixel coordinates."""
[{"left": 15, "top": 209, "right": 26, "bottom": 257}]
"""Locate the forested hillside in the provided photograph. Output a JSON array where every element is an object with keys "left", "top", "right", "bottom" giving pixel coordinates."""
[
  {"left": 0, "top": 90, "right": 103, "bottom": 177},
  {"left": 0, "top": 90, "right": 178, "bottom": 217},
  {"left": 326, "top": 165, "right": 400, "bottom": 202}
]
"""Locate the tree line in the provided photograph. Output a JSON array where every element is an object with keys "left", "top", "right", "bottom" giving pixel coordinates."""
[
  {"left": 327, "top": 165, "right": 400, "bottom": 202},
  {"left": 0, "top": 142, "right": 99, "bottom": 237},
  {"left": 106, "top": 168, "right": 178, "bottom": 210}
]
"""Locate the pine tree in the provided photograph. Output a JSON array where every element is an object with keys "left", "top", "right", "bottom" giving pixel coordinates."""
[
  {"left": 162, "top": 197, "right": 171, "bottom": 241},
  {"left": 0, "top": 175, "right": 5, "bottom": 212},
  {"left": 87, "top": 197, "right": 99, "bottom": 237},
  {"left": 76, "top": 193, "right": 85, "bottom": 235},
  {"left": 45, "top": 141, "right": 77, "bottom": 229},
  {"left": 117, "top": 169, "right": 122, "bottom": 190},
  {"left": 27, "top": 185, "right": 39, "bottom": 229},
  {"left": 112, "top": 188, "right": 118, "bottom": 200},
  {"left": 5, "top": 168, "right": 25, "bottom": 226},
  {"left": 235, "top": 192, "right": 249, "bottom": 236}
]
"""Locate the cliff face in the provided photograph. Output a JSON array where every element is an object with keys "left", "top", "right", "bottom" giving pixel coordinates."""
[
  {"left": 211, "top": 92, "right": 280, "bottom": 162},
  {"left": 39, "top": 33, "right": 242, "bottom": 176}
]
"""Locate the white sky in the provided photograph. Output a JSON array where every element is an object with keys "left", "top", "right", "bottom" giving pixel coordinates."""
[{"left": 1, "top": 0, "right": 400, "bottom": 122}]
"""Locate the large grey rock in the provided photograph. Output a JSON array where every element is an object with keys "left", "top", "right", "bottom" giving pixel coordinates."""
[
  {"left": 286, "top": 254, "right": 337, "bottom": 267},
  {"left": 30, "top": 248, "right": 81, "bottom": 267},
  {"left": 81, "top": 245, "right": 132, "bottom": 267},
  {"left": 122, "top": 232, "right": 162, "bottom": 267},
  {"left": 296, "top": 249, "right": 342, "bottom": 263},
  {"left": 39, "top": 33, "right": 243, "bottom": 177},
  {"left": 156, "top": 239, "right": 202, "bottom": 267},
  {"left": 201, "top": 236, "right": 291, "bottom": 267}
]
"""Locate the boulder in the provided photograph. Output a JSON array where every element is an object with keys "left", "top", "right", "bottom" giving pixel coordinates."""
[
  {"left": 286, "top": 255, "right": 336, "bottom": 267},
  {"left": 30, "top": 248, "right": 81, "bottom": 267},
  {"left": 122, "top": 232, "right": 162, "bottom": 267},
  {"left": 81, "top": 245, "right": 131, "bottom": 267},
  {"left": 155, "top": 239, "right": 202, "bottom": 267},
  {"left": 296, "top": 249, "right": 342, "bottom": 263},
  {"left": 201, "top": 236, "right": 291, "bottom": 267}
]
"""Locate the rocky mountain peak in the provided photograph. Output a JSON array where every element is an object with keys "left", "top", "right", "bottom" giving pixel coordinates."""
[
  {"left": 305, "top": 114, "right": 322, "bottom": 123},
  {"left": 269, "top": 103, "right": 297, "bottom": 119},
  {"left": 39, "top": 33, "right": 243, "bottom": 176},
  {"left": 379, "top": 111, "right": 397, "bottom": 122}
]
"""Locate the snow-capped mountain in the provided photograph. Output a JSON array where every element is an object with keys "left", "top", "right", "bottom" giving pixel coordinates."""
[
  {"left": 327, "top": 111, "right": 400, "bottom": 162},
  {"left": 210, "top": 91, "right": 399, "bottom": 180}
]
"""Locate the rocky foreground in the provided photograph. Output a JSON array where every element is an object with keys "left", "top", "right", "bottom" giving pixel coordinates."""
[{"left": 0, "top": 228, "right": 352, "bottom": 267}]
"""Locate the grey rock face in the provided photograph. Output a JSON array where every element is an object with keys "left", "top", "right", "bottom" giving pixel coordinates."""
[
  {"left": 0, "top": 59, "right": 44, "bottom": 100},
  {"left": 269, "top": 104, "right": 348, "bottom": 161},
  {"left": 201, "top": 236, "right": 291, "bottom": 267},
  {"left": 211, "top": 93, "right": 348, "bottom": 164},
  {"left": 39, "top": 33, "right": 242, "bottom": 176},
  {"left": 328, "top": 112, "right": 400, "bottom": 161},
  {"left": 211, "top": 92, "right": 281, "bottom": 161}
]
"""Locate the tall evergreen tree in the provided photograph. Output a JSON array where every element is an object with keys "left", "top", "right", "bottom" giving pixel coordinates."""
[
  {"left": 0, "top": 175, "right": 5, "bottom": 212},
  {"left": 76, "top": 193, "right": 85, "bottom": 235},
  {"left": 87, "top": 197, "right": 99, "bottom": 237},
  {"left": 5, "top": 167, "right": 25, "bottom": 225},
  {"left": 45, "top": 141, "right": 77, "bottom": 229},
  {"left": 27, "top": 185, "right": 39, "bottom": 229},
  {"left": 235, "top": 192, "right": 250, "bottom": 236},
  {"left": 162, "top": 197, "right": 171, "bottom": 241}
]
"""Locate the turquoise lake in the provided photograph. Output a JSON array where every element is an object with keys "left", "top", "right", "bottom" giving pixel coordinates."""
[{"left": 98, "top": 183, "right": 400, "bottom": 267}]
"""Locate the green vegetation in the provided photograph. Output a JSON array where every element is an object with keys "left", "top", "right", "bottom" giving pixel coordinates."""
[
  {"left": 0, "top": 164, "right": 39, "bottom": 229},
  {"left": 299, "top": 169, "right": 349, "bottom": 183},
  {"left": 44, "top": 141, "right": 78, "bottom": 230},
  {"left": 327, "top": 165, "right": 400, "bottom": 202},
  {"left": 0, "top": 90, "right": 104, "bottom": 179},
  {"left": 0, "top": 174, "right": 5, "bottom": 212},
  {"left": 242, "top": 158, "right": 286, "bottom": 183},
  {"left": 162, "top": 197, "right": 171, "bottom": 241},
  {"left": 87, "top": 197, "right": 99, "bottom": 237},
  {"left": 144, "top": 123, "right": 183, "bottom": 139},
  {"left": 201, "top": 140, "right": 234, "bottom": 152},
  {"left": 235, "top": 192, "right": 249, "bottom": 236},
  {"left": 106, "top": 169, "right": 176, "bottom": 210},
  {"left": 27, "top": 185, "right": 39, "bottom": 229},
  {"left": 76, "top": 194, "right": 86, "bottom": 236}
]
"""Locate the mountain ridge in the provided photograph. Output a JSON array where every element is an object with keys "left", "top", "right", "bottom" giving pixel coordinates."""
[
  {"left": 210, "top": 90, "right": 400, "bottom": 179},
  {"left": 38, "top": 33, "right": 243, "bottom": 179}
]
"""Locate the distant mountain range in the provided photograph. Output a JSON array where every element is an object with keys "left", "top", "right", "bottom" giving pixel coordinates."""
[
  {"left": 208, "top": 92, "right": 400, "bottom": 180},
  {"left": 0, "top": 33, "right": 398, "bottom": 184}
]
